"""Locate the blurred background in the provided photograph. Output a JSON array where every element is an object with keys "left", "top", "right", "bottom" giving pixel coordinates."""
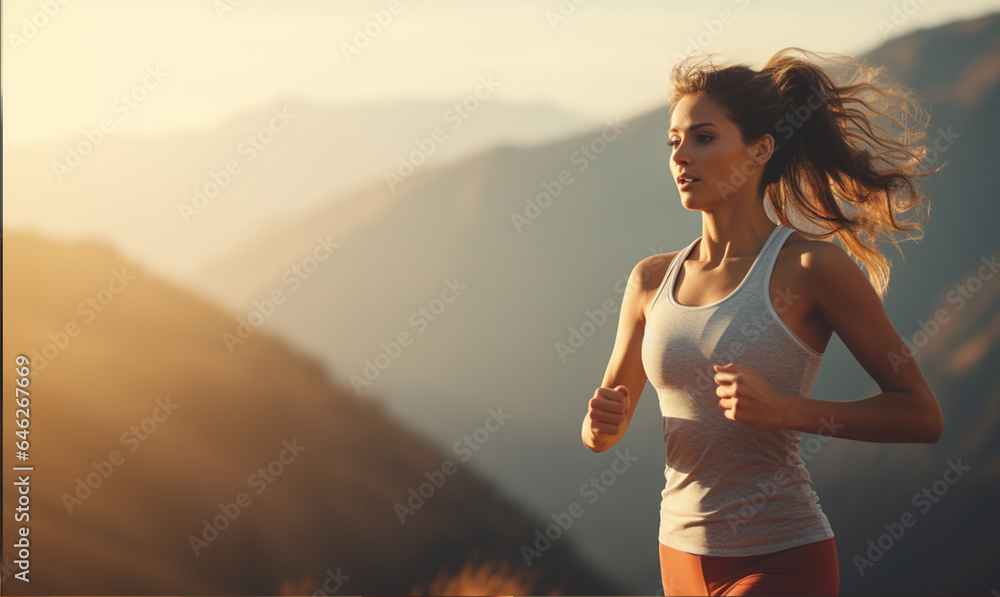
[{"left": 3, "top": 1, "right": 999, "bottom": 595}]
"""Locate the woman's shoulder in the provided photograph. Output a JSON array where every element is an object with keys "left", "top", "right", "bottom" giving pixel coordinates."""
[
  {"left": 775, "top": 229, "right": 864, "bottom": 306},
  {"left": 778, "top": 229, "right": 854, "bottom": 274},
  {"left": 627, "top": 251, "right": 683, "bottom": 321},
  {"left": 634, "top": 251, "right": 682, "bottom": 291}
]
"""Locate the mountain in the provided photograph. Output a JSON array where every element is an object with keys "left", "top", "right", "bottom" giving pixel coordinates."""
[
  {"left": 804, "top": 15, "right": 1000, "bottom": 595},
  {"left": 811, "top": 250, "right": 1000, "bottom": 597},
  {"left": 0, "top": 232, "right": 621, "bottom": 596},
  {"left": 187, "top": 12, "right": 1000, "bottom": 594},
  {"left": 2, "top": 98, "right": 598, "bottom": 284}
]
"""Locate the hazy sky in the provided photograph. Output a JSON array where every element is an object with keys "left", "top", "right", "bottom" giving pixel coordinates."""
[{"left": 3, "top": 0, "right": 998, "bottom": 142}]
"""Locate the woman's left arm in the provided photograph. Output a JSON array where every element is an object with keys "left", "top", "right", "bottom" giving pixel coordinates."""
[
  {"left": 716, "top": 241, "right": 944, "bottom": 443},
  {"left": 784, "top": 241, "right": 943, "bottom": 443}
]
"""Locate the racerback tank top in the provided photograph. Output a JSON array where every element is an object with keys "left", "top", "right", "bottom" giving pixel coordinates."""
[{"left": 640, "top": 224, "right": 834, "bottom": 556}]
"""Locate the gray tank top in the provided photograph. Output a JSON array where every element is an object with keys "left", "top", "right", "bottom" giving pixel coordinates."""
[{"left": 641, "top": 224, "right": 834, "bottom": 556}]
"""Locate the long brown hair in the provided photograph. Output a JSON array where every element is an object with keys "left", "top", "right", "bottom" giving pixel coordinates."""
[{"left": 668, "top": 47, "right": 941, "bottom": 297}]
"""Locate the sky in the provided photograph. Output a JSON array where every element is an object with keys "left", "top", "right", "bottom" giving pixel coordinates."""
[{"left": 3, "top": 0, "right": 999, "bottom": 143}]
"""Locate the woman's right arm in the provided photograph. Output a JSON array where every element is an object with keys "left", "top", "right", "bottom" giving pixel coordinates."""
[{"left": 582, "top": 254, "right": 671, "bottom": 452}]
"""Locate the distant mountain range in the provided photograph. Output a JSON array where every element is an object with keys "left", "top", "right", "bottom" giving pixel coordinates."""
[
  {"left": 3, "top": 98, "right": 599, "bottom": 283},
  {"left": 187, "top": 12, "right": 1000, "bottom": 595},
  {"left": 0, "top": 232, "right": 621, "bottom": 595}
]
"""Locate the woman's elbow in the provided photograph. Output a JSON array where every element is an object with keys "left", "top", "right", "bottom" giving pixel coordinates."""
[
  {"left": 919, "top": 395, "right": 945, "bottom": 444},
  {"left": 926, "top": 411, "right": 944, "bottom": 444}
]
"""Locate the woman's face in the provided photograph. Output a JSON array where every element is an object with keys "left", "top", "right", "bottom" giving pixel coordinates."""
[{"left": 668, "top": 93, "right": 764, "bottom": 210}]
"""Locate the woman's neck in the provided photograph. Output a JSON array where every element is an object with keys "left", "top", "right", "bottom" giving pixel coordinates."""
[{"left": 697, "top": 200, "right": 777, "bottom": 264}]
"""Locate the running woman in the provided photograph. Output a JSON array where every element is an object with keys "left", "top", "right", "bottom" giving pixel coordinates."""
[{"left": 581, "top": 47, "right": 945, "bottom": 597}]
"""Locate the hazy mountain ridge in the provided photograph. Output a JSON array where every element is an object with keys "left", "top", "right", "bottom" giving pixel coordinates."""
[
  {"left": 863, "top": 12, "right": 1000, "bottom": 111},
  {"left": 3, "top": 98, "right": 599, "bottom": 284},
  {"left": 0, "top": 232, "right": 621, "bottom": 596}
]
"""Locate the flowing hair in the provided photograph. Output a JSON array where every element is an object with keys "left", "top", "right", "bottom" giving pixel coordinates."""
[{"left": 668, "top": 47, "right": 942, "bottom": 297}]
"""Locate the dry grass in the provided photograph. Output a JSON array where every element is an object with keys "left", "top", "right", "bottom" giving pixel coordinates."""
[
  {"left": 280, "top": 577, "right": 319, "bottom": 596},
  {"left": 412, "top": 554, "right": 552, "bottom": 596},
  {"left": 278, "top": 553, "right": 556, "bottom": 596}
]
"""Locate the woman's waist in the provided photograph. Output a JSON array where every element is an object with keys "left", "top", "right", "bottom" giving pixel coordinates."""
[
  {"left": 662, "top": 443, "right": 814, "bottom": 502},
  {"left": 661, "top": 465, "right": 823, "bottom": 526}
]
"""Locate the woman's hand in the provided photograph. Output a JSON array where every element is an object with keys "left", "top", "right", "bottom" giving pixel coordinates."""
[
  {"left": 583, "top": 385, "right": 631, "bottom": 452},
  {"left": 713, "top": 363, "right": 793, "bottom": 430}
]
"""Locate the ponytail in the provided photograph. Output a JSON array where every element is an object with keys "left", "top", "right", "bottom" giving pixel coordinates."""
[{"left": 669, "top": 47, "right": 941, "bottom": 297}]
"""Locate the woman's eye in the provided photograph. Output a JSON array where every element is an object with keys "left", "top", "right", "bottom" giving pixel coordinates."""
[{"left": 668, "top": 135, "right": 712, "bottom": 148}]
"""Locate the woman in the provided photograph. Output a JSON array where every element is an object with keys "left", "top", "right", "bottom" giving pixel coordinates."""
[{"left": 580, "top": 48, "right": 945, "bottom": 596}]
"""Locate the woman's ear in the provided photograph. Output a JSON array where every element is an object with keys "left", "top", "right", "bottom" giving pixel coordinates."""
[
  {"left": 746, "top": 134, "right": 775, "bottom": 173},
  {"left": 753, "top": 134, "right": 775, "bottom": 163}
]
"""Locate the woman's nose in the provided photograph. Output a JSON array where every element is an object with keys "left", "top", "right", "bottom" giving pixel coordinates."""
[{"left": 671, "top": 143, "right": 690, "bottom": 166}]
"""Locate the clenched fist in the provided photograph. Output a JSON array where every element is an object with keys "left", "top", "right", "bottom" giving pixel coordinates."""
[{"left": 582, "top": 385, "right": 631, "bottom": 452}]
